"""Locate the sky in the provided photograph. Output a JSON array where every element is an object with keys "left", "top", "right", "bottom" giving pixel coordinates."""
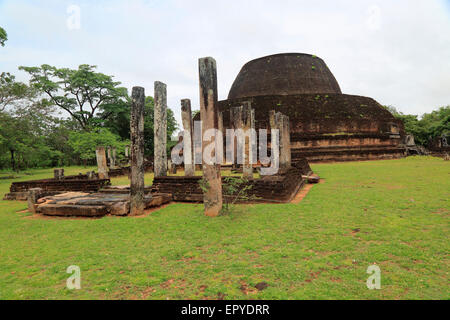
[{"left": 1, "top": 0, "right": 450, "bottom": 127}]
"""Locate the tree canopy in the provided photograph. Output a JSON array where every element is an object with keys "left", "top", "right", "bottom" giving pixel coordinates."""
[
  {"left": 0, "top": 64, "right": 179, "bottom": 171},
  {"left": 19, "top": 64, "right": 128, "bottom": 131},
  {"left": 0, "top": 27, "right": 7, "bottom": 47},
  {"left": 0, "top": 72, "right": 35, "bottom": 112},
  {"left": 386, "top": 105, "right": 450, "bottom": 145}
]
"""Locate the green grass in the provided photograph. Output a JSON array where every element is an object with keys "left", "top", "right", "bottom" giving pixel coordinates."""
[{"left": 0, "top": 157, "right": 448, "bottom": 300}]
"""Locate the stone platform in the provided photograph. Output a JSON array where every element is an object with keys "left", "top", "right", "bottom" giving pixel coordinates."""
[{"left": 32, "top": 192, "right": 172, "bottom": 217}]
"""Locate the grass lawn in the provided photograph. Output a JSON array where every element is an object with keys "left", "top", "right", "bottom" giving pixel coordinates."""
[{"left": 0, "top": 157, "right": 448, "bottom": 300}]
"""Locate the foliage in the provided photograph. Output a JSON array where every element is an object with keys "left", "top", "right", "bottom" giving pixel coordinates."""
[
  {"left": 221, "top": 176, "right": 256, "bottom": 214},
  {"left": 0, "top": 27, "right": 7, "bottom": 47},
  {"left": 0, "top": 72, "right": 35, "bottom": 112},
  {"left": 67, "top": 128, "right": 129, "bottom": 164},
  {"left": 142, "top": 96, "right": 178, "bottom": 158},
  {"left": 0, "top": 100, "right": 61, "bottom": 171},
  {"left": 19, "top": 64, "right": 128, "bottom": 131},
  {"left": 385, "top": 105, "right": 450, "bottom": 146}
]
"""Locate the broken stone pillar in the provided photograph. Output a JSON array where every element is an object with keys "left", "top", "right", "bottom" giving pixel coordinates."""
[
  {"left": 95, "top": 147, "right": 108, "bottom": 179},
  {"left": 199, "top": 57, "right": 223, "bottom": 217},
  {"left": 181, "top": 99, "right": 195, "bottom": 176},
  {"left": 27, "top": 188, "right": 43, "bottom": 214},
  {"left": 130, "top": 86, "right": 146, "bottom": 216},
  {"left": 154, "top": 81, "right": 167, "bottom": 178},
  {"left": 171, "top": 163, "right": 177, "bottom": 174},
  {"left": 87, "top": 171, "right": 96, "bottom": 180},
  {"left": 270, "top": 111, "right": 291, "bottom": 172},
  {"left": 54, "top": 168, "right": 64, "bottom": 180}
]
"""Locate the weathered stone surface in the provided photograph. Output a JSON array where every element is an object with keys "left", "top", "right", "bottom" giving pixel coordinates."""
[
  {"left": 230, "top": 105, "right": 243, "bottom": 170},
  {"left": 111, "top": 147, "right": 117, "bottom": 169},
  {"left": 170, "top": 163, "right": 177, "bottom": 174},
  {"left": 218, "top": 111, "right": 225, "bottom": 165},
  {"left": 54, "top": 169, "right": 64, "bottom": 180},
  {"left": 130, "top": 86, "right": 146, "bottom": 216},
  {"left": 199, "top": 57, "right": 223, "bottom": 217},
  {"left": 303, "top": 174, "right": 320, "bottom": 184},
  {"left": 3, "top": 191, "right": 29, "bottom": 201},
  {"left": 27, "top": 188, "right": 43, "bottom": 214},
  {"left": 96, "top": 147, "right": 109, "bottom": 179},
  {"left": 110, "top": 201, "right": 130, "bottom": 216},
  {"left": 270, "top": 111, "right": 291, "bottom": 172},
  {"left": 154, "top": 81, "right": 168, "bottom": 178},
  {"left": 181, "top": 99, "right": 195, "bottom": 176},
  {"left": 39, "top": 204, "right": 108, "bottom": 217},
  {"left": 151, "top": 160, "right": 312, "bottom": 203},
  {"left": 242, "top": 102, "right": 255, "bottom": 178}
]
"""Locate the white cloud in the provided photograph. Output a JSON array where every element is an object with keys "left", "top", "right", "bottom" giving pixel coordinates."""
[{"left": 1, "top": 0, "right": 449, "bottom": 127}]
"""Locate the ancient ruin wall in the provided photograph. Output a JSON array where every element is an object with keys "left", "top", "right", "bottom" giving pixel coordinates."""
[{"left": 218, "top": 93, "right": 404, "bottom": 136}]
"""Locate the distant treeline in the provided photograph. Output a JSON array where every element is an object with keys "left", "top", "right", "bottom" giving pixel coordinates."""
[
  {"left": 384, "top": 105, "right": 449, "bottom": 146},
  {"left": 0, "top": 65, "right": 177, "bottom": 171}
]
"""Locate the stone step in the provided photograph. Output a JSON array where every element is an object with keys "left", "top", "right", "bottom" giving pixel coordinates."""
[{"left": 38, "top": 204, "right": 108, "bottom": 217}]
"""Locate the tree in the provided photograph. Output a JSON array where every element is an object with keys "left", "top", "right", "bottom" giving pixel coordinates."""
[
  {"left": 67, "top": 128, "right": 129, "bottom": 166},
  {"left": 142, "top": 96, "right": 178, "bottom": 158},
  {"left": 19, "top": 64, "right": 128, "bottom": 131},
  {"left": 0, "top": 27, "right": 7, "bottom": 47},
  {"left": 0, "top": 101, "right": 60, "bottom": 171},
  {"left": 0, "top": 72, "right": 35, "bottom": 112},
  {"left": 384, "top": 105, "right": 450, "bottom": 146}
]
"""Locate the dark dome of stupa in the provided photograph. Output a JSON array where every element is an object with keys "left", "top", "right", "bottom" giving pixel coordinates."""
[{"left": 228, "top": 53, "right": 342, "bottom": 100}]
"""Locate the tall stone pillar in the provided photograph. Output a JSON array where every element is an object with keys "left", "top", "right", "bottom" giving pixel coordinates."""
[
  {"left": 112, "top": 147, "right": 117, "bottom": 169},
  {"left": 95, "top": 147, "right": 108, "bottom": 179},
  {"left": 199, "top": 57, "right": 222, "bottom": 217},
  {"left": 130, "top": 86, "right": 146, "bottom": 216},
  {"left": 270, "top": 111, "right": 291, "bottom": 172},
  {"left": 154, "top": 81, "right": 167, "bottom": 177},
  {"left": 181, "top": 99, "right": 195, "bottom": 176},
  {"left": 242, "top": 102, "right": 255, "bottom": 178},
  {"left": 218, "top": 111, "right": 225, "bottom": 165},
  {"left": 230, "top": 106, "right": 243, "bottom": 170}
]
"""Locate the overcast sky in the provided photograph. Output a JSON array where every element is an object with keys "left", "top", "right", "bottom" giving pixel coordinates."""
[{"left": 1, "top": 0, "right": 450, "bottom": 127}]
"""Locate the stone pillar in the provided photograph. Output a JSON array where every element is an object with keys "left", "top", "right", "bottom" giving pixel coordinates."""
[
  {"left": 171, "top": 163, "right": 177, "bottom": 174},
  {"left": 87, "top": 171, "right": 96, "bottom": 180},
  {"left": 242, "top": 102, "right": 255, "bottom": 178},
  {"left": 130, "top": 86, "right": 146, "bottom": 216},
  {"left": 154, "top": 81, "right": 167, "bottom": 178},
  {"left": 218, "top": 111, "right": 225, "bottom": 165},
  {"left": 107, "top": 147, "right": 112, "bottom": 169},
  {"left": 270, "top": 111, "right": 291, "bottom": 172},
  {"left": 199, "top": 57, "right": 222, "bottom": 217},
  {"left": 27, "top": 188, "right": 43, "bottom": 214},
  {"left": 181, "top": 99, "right": 195, "bottom": 176},
  {"left": 112, "top": 147, "right": 117, "bottom": 169},
  {"left": 54, "top": 168, "right": 64, "bottom": 180},
  {"left": 96, "top": 147, "right": 108, "bottom": 179},
  {"left": 230, "top": 106, "right": 244, "bottom": 170}
]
